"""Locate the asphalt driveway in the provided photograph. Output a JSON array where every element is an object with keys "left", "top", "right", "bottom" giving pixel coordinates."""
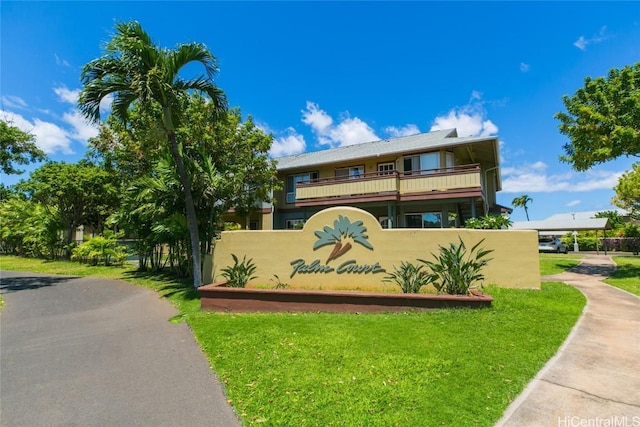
[{"left": 0, "top": 271, "right": 241, "bottom": 427}]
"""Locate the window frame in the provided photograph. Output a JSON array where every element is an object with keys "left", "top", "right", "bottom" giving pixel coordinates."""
[
  {"left": 286, "top": 171, "right": 318, "bottom": 204},
  {"left": 335, "top": 165, "right": 365, "bottom": 180},
  {"left": 404, "top": 212, "right": 443, "bottom": 229},
  {"left": 377, "top": 162, "right": 395, "bottom": 176}
]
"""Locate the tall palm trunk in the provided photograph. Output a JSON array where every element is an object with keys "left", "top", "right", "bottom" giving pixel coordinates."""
[{"left": 167, "top": 130, "right": 202, "bottom": 288}]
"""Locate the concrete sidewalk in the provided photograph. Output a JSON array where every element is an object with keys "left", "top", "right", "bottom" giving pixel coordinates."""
[
  {"left": 0, "top": 271, "right": 241, "bottom": 427},
  {"left": 497, "top": 255, "right": 640, "bottom": 426}
]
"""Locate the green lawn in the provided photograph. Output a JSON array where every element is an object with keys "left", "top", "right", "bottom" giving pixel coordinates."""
[
  {"left": 605, "top": 256, "right": 640, "bottom": 296},
  {"left": 539, "top": 253, "right": 584, "bottom": 276},
  {"left": 0, "top": 255, "right": 586, "bottom": 426}
]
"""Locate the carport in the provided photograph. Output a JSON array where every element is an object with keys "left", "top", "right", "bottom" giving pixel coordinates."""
[{"left": 511, "top": 216, "right": 611, "bottom": 254}]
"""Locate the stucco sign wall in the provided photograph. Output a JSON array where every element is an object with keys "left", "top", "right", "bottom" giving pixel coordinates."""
[{"left": 209, "top": 207, "right": 540, "bottom": 290}]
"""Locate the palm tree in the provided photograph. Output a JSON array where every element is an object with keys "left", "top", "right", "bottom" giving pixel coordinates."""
[
  {"left": 512, "top": 195, "right": 533, "bottom": 221},
  {"left": 78, "top": 21, "right": 227, "bottom": 287}
]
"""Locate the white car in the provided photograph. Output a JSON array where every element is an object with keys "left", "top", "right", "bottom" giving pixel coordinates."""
[{"left": 538, "top": 236, "right": 568, "bottom": 254}]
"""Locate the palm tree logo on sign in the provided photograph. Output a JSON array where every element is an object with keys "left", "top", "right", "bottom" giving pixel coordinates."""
[{"left": 313, "top": 215, "right": 374, "bottom": 263}]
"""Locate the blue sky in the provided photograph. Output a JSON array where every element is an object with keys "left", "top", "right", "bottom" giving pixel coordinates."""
[{"left": 1, "top": 1, "right": 639, "bottom": 222}]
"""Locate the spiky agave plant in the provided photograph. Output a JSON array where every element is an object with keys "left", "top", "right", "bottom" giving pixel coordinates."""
[
  {"left": 383, "top": 261, "right": 433, "bottom": 293},
  {"left": 419, "top": 238, "right": 494, "bottom": 295},
  {"left": 220, "top": 254, "right": 257, "bottom": 288}
]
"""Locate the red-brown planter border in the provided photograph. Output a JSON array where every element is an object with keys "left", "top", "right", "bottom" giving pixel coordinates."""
[{"left": 198, "top": 284, "right": 493, "bottom": 313}]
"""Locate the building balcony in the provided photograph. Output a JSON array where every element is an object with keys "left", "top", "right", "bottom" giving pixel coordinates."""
[{"left": 294, "top": 164, "right": 483, "bottom": 207}]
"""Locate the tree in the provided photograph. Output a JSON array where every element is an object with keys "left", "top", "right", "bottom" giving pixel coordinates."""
[
  {"left": 512, "top": 195, "right": 533, "bottom": 221},
  {"left": 0, "top": 183, "right": 18, "bottom": 202},
  {"left": 594, "top": 210, "right": 625, "bottom": 229},
  {"left": 0, "top": 198, "right": 63, "bottom": 258},
  {"left": 0, "top": 120, "right": 46, "bottom": 175},
  {"left": 17, "top": 162, "right": 120, "bottom": 256},
  {"left": 179, "top": 101, "right": 278, "bottom": 236},
  {"left": 79, "top": 21, "right": 227, "bottom": 287},
  {"left": 88, "top": 96, "right": 278, "bottom": 274},
  {"left": 612, "top": 162, "right": 640, "bottom": 220},
  {"left": 555, "top": 63, "right": 640, "bottom": 171}
]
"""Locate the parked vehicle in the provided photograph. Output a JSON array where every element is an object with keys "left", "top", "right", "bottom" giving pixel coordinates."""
[{"left": 538, "top": 236, "right": 568, "bottom": 253}]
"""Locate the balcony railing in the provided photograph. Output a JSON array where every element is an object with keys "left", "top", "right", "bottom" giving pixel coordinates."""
[{"left": 294, "top": 164, "right": 482, "bottom": 205}]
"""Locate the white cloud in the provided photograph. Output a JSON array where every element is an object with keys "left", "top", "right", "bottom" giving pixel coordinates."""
[
  {"left": 32, "top": 119, "right": 75, "bottom": 154},
  {"left": 574, "top": 36, "right": 588, "bottom": 51},
  {"left": 54, "top": 86, "right": 80, "bottom": 104},
  {"left": 565, "top": 200, "right": 582, "bottom": 207},
  {"left": 430, "top": 92, "right": 498, "bottom": 138},
  {"left": 301, "top": 102, "right": 379, "bottom": 147},
  {"left": 1, "top": 109, "right": 74, "bottom": 155},
  {"left": 385, "top": 124, "right": 420, "bottom": 138},
  {"left": 270, "top": 127, "right": 306, "bottom": 157},
  {"left": 54, "top": 85, "right": 112, "bottom": 116},
  {"left": 62, "top": 110, "right": 99, "bottom": 142},
  {"left": 430, "top": 110, "right": 498, "bottom": 137},
  {"left": 1, "top": 95, "right": 28, "bottom": 110},
  {"left": 573, "top": 26, "right": 609, "bottom": 51},
  {"left": 301, "top": 102, "right": 333, "bottom": 134},
  {"left": 501, "top": 161, "right": 623, "bottom": 193},
  {"left": 51, "top": 86, "right": 106, "bottom": 143},
  {"left": 520, "top": 62, "right": 530, "bottom": 72},
  {"left": 55, "top": 54, "right": 70, "bottom": 67},
  {"left": 329, "top": 117, "right": 379, "bottom": 147}
]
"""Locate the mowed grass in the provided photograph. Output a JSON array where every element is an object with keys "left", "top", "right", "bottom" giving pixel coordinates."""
[
  {"left": 539, "top": 253, "right": 584, "bottom": 276},
  {"left": 0, "top": 255, "right": 586, "bottom": 426},
  {"left": 605, "top": 256, "right": 640, "bottom": 296},
  {"left": 189, "top": 283, "right": 584, "bottom": 426}
]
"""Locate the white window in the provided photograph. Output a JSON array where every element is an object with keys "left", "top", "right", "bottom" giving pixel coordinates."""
[
  {"left": 403, "top": 155, "right": 420, "bottom": 175},
  {"left": 286, "top": 172, "right": 318, "bottom": 204},
  {"left": 335, "top": 165, "right": 364, "bottom": 180},
  {"left": 403, "top": 152, "right": 439, "bottom": 175},
  {"left": 445, "top": 152, "right": 455, "bottom": 172},
  {"left": 420, "top": 153, "right": 440, "bottom": 173},
  {"left": 377, "top": 162, "right": 395, "bottom": 175}
]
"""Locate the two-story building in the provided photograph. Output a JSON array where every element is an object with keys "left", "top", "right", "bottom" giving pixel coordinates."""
[{"left": 227, "top": 128, "right": 504, "bottom": 230}]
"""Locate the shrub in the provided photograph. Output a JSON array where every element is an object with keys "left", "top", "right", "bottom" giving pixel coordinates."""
[
  {"left": 220, "top": 254, "right": 257, "bottom": 288},
  {"left": 623, "top": 223, "right": 640, "bottom": 238},
  {"left": 384, "top": 261, "right": 433, "bottom": 293},
  {"left": 71, "top": 231, "right": 128, "bottom": 266},
  {"left": 464, "top": 214, "right": 512, "bottom": 229},
  {"left": 224, "top": 222, "right": 242, "bottom": 231},
  {"left": 419, "top": 238, "right": 493, "bottom": 295}
]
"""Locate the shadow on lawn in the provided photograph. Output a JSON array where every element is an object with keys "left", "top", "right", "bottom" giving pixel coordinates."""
[
  {"left": 120, "top": 270, "right": 200, "bottom": 301},
  {"left": 608, "top": 264, "right": 640, "bottom": 280},
  {"left": 0, "top": 275, "right": 78, "bottom": 293}
]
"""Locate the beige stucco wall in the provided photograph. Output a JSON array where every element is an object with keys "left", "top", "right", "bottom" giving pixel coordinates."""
[{"left": 209, "top": 206, "right": 540, "bottom": 291}]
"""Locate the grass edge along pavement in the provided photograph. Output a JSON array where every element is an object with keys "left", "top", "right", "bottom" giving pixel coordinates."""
[
  {"left": 539, "top": 253, "right": 584, "bottom": 276},
  {"left": 0, "top": 255, "right": 585, "bottom": 426},
  {"left": 604, "top": 256, "right": 640, "bottom": 296}
]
